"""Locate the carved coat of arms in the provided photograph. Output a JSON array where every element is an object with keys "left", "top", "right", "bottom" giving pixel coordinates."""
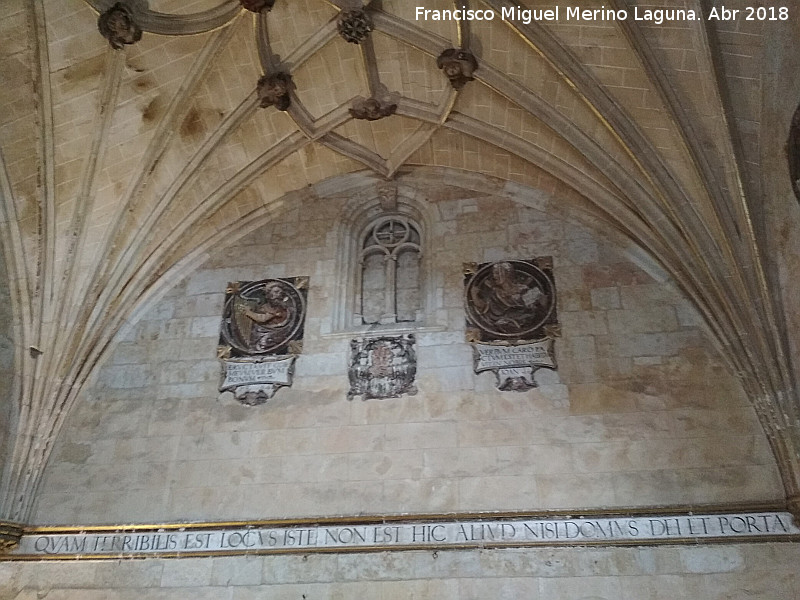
[
  {"left": 464, "top": 259, "right": 559, "bottom": 391},
  {"left": 218, "top": 277, "right": 307, "bottom": 405},
  {"left": 348, "top": 335, "right": 417, "bottom": 400}
]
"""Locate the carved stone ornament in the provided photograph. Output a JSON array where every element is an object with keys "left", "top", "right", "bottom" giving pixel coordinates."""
[
  {"left": 473, "top": 339, "right": 557, "bottom": 392},
  {"left": 257, "top": 72, "right": 293, "bottom": 111},
  {"left": 98, "top": 2, "right": 142, "bottom": 50},
  {"left": 350, "top": 97, "right": 397, "bottom": 121},
  {"left": 436, "top": 48, "right": 478, "bottom": 90},
  {"left": 377, "top": 181, "right": 397, "bottom": 212},
  {"left": 348, "top": 334, "right": 417, "bottom": 400},
  {"left": 465, "top": 258, "right": 559, "bottom": 391},
  {"left": 220, "top": 355, "right": 296, "bottom": 406},
  {"left": 337, "top": 9, "right": 373, "bottom": 44},
  {"left": 240, "top": 0, "right": 276, "bottom": 12},
  {"left": 218, "top": 277, "right": 307, "bottom": 405},
  {"left": 0, "top": 521, "right": 23, "bottom": 553}
]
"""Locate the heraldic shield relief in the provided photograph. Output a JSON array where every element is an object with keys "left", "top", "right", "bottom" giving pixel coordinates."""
[
  {"left": 348, "top": 335, "right": 418, "bottom": 400},
  {"left": 218, "top": 277, "right": 308, "bottom": 405},
  {"left": 464, "top": 259, "right": 559, "bottom": 392}
]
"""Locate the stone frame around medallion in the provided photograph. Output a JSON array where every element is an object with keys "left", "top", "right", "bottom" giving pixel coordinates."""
[{"left": 326, "top": 182, "right": 439, "bottom": 336}]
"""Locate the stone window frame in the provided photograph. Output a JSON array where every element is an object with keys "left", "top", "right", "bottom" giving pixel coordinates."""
[
  {"left": 357, "top": 215, "right": 422, "bottom": 325},
  {"left": 327, "top": 184, "right": 439, "bottom": 336}
]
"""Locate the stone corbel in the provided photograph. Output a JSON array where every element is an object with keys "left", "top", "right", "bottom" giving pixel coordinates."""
[
  {"left": 377, "top": 181, "right": 397, "bottom": 211},
  {"left": 0, "top": 521, "right": 23, "bottom": 553}
]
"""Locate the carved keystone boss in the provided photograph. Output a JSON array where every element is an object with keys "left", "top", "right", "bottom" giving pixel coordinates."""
[
  {"left": 257, "top": 72, "right": 293, "bottom": 111},
  {"left": 98, "top": 2, "right": 142, "bottom": 50},
  {"left": 437, "top": 48, "right": 478, "bottom": 90},
  {"left": 337, "top": 9, "right": 373, "bottom": 44},
  {"left": 350, "top": 97, "right": 397, "bottom": 121}
]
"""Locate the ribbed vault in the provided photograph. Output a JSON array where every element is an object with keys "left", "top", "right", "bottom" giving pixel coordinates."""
[{"left": 0, "top": 0, "right": 798, "bottom": 523}]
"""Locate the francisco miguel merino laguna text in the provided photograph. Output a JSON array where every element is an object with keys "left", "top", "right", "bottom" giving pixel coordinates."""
[{"left": 415, "top": 5, "right": 784, "bottom": 24}]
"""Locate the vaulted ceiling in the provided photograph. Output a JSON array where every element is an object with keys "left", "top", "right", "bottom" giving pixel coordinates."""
[{"left": 1, "top": 0, "right": 799, "bottom": 523}]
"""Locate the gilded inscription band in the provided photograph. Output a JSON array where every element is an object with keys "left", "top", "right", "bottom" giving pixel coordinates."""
[{"left": 5, "top": 506, "right": 799, "bottom": 560}]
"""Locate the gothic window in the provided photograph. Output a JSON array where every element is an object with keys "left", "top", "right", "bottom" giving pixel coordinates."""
[{"left": 358, "top": 216, "right": 422, "bottom": 325}]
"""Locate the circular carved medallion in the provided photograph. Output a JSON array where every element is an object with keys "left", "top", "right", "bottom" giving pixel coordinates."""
[
  {"left": 465, "top": 260, "right": 556, "bottom": 339},
  {"left": 221, "top": 279, "right": 305, "bottom": 355}
]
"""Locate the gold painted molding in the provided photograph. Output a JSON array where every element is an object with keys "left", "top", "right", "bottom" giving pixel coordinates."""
[{"left": 0, "top": 521, "right": 23, "bottom": 553}]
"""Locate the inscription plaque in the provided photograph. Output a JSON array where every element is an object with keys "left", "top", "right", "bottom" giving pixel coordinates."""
[
  {"left": 220, "top": 356, "right": 296, "bottom": 405},
  {"left": 473, "top": 339, "right": 556, "bottom": 391}
]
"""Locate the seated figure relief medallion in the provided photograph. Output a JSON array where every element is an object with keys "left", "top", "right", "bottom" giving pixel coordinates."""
[
  {"left": 464, "top": 259, "right": 559, "bottom": 392},
  {"left": 218, "top": 277, "right": 308, "bottom": 405}
]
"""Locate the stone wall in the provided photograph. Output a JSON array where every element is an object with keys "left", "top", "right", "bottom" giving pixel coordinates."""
[
  {"left": 30, "top": 182, "right": 783, "bottom": 525},
  {"left": 760, "top": 19, "right": 800, "bottom": 387},
  {"left": 2, "top": 543, "right": 799, "bottom": 599}
]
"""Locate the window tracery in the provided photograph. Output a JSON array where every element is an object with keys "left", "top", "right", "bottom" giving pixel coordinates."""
[
  {"left": 327, "top": 183, "right": 436, "bottom": 335},
  {"left": 358, "top": 217, "right": 422, "bottom": 325}
]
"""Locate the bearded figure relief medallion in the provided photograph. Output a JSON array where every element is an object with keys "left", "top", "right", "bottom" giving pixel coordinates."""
[
  {"left": 218, "top": 277, "right": 307, "bottom": 405},
  {"left": 464, "top": 259, "right": 559, "bottom": 391},
  {"left": 348, "top": 335, "right": 417, "bottom": 400}
]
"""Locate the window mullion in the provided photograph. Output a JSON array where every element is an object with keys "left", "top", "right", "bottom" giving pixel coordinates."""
[{"left": 383, "top": 253, "right": 398, "bottom": 324}]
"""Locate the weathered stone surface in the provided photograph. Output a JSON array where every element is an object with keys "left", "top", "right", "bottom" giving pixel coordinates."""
[{"left": 2, "top": 541, "right": 799, "bottom": 597}]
